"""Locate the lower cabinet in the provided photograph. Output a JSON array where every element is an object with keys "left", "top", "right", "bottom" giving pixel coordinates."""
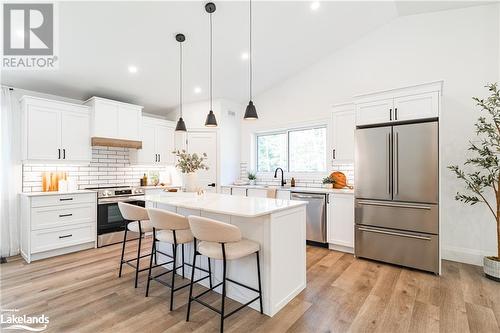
[
  {"left": 220, "top": 186, "right": 232, "bottom": 195},
  {"left": 20, "top": 192, "right": 97, "bottom": 263},
  {"left": 327, "top": 193, "right": 355, "bottom": 252}
]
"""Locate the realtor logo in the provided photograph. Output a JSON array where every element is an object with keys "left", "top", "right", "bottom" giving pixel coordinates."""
[{"left": 2, "top": 2, "right": 58, "bottom": 69}]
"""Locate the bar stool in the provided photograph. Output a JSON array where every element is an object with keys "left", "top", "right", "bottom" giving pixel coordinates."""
[
  {"left": 117, "top": 202, "right": 154, "bottom": 288},
  {"left": 145, "top": 208, "right": 212, "bottom": 311},
  {"left": 186, "top": 215, "right": 263, "bottom": 333}
]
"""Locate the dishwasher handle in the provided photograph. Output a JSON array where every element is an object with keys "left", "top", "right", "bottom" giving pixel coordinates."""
[{"left": 291, "top": 193, "right": 326, "bottom": 200}]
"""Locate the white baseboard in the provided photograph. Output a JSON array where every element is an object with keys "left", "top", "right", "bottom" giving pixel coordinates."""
[
  {"left": 328, "top": 243, "right": 354, "bottom": 254},
  {"left": 442, "top": 245, "right": 491, "bottom": 266}
]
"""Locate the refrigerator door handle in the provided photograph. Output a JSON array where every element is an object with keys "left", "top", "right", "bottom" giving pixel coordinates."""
[
  {"left": 357, "top": 200, "right": 432, "bottom": 210},
  {"left": 387, "top": 132, "right": 391, "bottom": 194},
  {"left": 357, "top": 226, "right": 432, "bottom": 241},
  {"left": 394, "top": 132, "right": 399, "bottom": 195}
]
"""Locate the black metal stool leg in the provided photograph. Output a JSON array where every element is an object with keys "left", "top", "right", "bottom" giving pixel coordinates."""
[
  {"left": 220, "top": 244, "right": 227, "bottom": 333},
  {"left": 256, "top": 251, "right": 263, "bottom": 314},
  {"left": 169, "top": 238, "right": 177, "bottom": 311},
  {"left": 208, "top": 257, "right": 213, "bottom": 289},
  {"left": 145, "top": 229, "right": 156, "bottom": 297},
  {"left": 186, "top": 239, "right": 198, "bottom": 322},
  {"left": 134, "top": 227, "right": 142, "bottom": 288},
  {"left": 182, "top": 244, "right": 185, "bottom": 278},
  {"left": 118, "top": 226, "right": 128, "bottom": 277},
  {"left": 154, "top": 239, "right": 158, "bottom": 265}
]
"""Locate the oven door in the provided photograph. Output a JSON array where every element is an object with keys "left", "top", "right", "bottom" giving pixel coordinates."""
[{"left": 97, "top": 199, "right": 145, "bottom": 235}]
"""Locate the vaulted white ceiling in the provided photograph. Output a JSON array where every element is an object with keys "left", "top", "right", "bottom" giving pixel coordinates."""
[{"left": 1, "top": 1, "right": 491, "bottom": 116}]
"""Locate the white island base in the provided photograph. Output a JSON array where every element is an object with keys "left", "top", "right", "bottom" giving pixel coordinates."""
[{"left": 145, "top": 193, "right": 307, "bottom": 317}]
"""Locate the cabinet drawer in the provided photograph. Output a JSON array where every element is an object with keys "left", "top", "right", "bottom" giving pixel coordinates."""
[
  {"left": 31, "top": 193, "right": 96, "bottom": 208},
  {"left": 31, "top": 224, "right": 95, "bottom": 253},
  {"left": 32, "top": 203, "right": 95, "bottom": 230},
  {"left": 355, "top": 225, "right": 438, "bottom": 273}
]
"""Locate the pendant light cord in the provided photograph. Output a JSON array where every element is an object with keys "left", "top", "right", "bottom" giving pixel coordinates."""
[
  {"left": 179, "top": 41, "right": 183, "bottom": 118},
  {"left": 249, "top": 0, "right": 253, "bottom": 101},
  {"left": 210, "top": 12, "right": 213, "bottom": 111}
]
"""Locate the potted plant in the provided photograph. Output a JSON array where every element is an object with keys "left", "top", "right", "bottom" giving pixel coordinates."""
[
  {"left": 248, "top": 171, "right": 257, "bottom": 185},
  {"left": 173, "top": 150, "right": 209, "bottom": 192},
  {"left": 322, "top": 176, "right": 335, "bottom": 189},
  {"left": 449, "top": 83, "right": 500, "bottom": 281}
]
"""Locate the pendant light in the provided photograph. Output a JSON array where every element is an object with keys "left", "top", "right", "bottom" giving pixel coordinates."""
[
  {"left": 244, "top": 0, "right": 258, "bottom": 120},
  {"left": 205, "top": 2, "right": 218, "bottom": 127},
  {"left": 175, "top": 33, "right": 187, "bottom": 132}
]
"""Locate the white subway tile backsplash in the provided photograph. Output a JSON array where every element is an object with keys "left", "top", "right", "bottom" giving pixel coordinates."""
[{"left": 22, "top": 148, "right": 175, "bottom": 192}]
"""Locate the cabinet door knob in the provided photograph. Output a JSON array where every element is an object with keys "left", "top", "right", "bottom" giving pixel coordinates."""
[
  {"left": 332, "top": 149, "right": 336, "bottom": 160},
  {"left": 208, "top": 183, "right": 216, "bottom": 187},
  {"left": 389, "top": 108, "right": 393, "bottom": 121},
  {"left": 58, "top": 148, "right": 61, "bottom": 159},
  {"left": 63, "top": 149, "right": 66, "bottom": 159},
  {"left": 158, "top": 154, "right": 161, "bottom": 162}
]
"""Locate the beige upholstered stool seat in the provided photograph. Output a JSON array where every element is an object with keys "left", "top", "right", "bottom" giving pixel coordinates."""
[
  {"left": 156, "top": 229, "right": 194, "bottom": 244},
  {"left": 198, "top": 239, "right": 259, "bottom": 260},
  {"left": 127, "top": 220, "right": 153, "bottom": 233}
]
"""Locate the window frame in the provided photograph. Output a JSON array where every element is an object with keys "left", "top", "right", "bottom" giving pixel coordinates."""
[{"left": 255, "top": 124, "right": 328, "bottom": 173}]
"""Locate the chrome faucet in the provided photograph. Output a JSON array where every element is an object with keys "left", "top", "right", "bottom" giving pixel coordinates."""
[{"left": 274, "top": 167, "right": 286, "bottom": 187}]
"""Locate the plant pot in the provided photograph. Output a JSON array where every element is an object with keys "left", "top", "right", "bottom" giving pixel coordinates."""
[
  {"left": 483, "top": 256, "right": 500, "bottom": 281},
  {"left": 249, "top": 180, "right": 256, "bottom": 185},
  {"left": 182, "top": 172, "right": 198, "bottom": 192}
]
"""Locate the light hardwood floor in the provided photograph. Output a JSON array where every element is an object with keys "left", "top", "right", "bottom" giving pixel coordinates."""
[{"left": 1, "top": 240, "right": 499, "bottom": 333}]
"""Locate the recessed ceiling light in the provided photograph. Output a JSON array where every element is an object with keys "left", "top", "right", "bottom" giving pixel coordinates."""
[
  {"left": 241, "top": 52, "right": 249, "bottom": 60},
  {"left": 128, "top": 65, "right": 138, "bottom": 73},
  {"left": 194, "top": 86, "right": 202, "bottom": 94},
  {"left": 310, "top": 1, "right": 320, "bottom": 11}
]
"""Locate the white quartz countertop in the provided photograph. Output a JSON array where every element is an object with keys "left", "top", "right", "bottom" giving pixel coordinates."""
[
  {"left": 20, "top": 190, "right": 97, "bottom": 197},
  {"left": 221, "top": 184, "right": 354, "bottom": 195},
  {"left": 144, "top": 192, "right": 307, "bottom": 218}
]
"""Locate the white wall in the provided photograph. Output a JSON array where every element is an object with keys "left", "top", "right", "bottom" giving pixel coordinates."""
[{"left": 241, "top": 4, "right": 500, "bottom": 265}]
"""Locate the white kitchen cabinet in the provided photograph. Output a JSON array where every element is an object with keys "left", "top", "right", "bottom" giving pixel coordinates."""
[
  {"left": 130, "top": 117, "right": 175, "bottom": 165},
  {"left": 393, "top": 92, "right": 439, "bottom": 122},
  {"left": 21, "top": 96, "right": 91, "bottom": 162},
  {"left": 220, "top": 186, "right": 232, "bottom": 195},
  {"left": 327, "top": 193, "right": 354, "bottom": 252},
  {"left": 331, "top": 104, "right": 355, "bottom": 163},
  {"left": 247, "top": 188, "right": 268, "bottom": 198},
  {"left": 231, "top": 188, "right": 247, "bottom": 196},
  {"left": 354, "top": 81, "right": 442, "bottom": 126},
  {"left": 20, "top": 191, "right": 97, "bottom": 263},
  {"left": 85, "top": 97, "right": 142, "bottom": 142}
]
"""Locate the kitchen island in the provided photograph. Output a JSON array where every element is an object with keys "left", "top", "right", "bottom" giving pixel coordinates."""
[{"left": 144, "top": 192, "right": 307, "bottom": 317}]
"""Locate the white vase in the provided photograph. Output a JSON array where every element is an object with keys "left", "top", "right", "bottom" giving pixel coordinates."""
[
  {"left": 183, "top": 172, "right": 198, "bottom": 192},
  {"left": 484, "top": 256, "right": 500, "bottom": 282}
]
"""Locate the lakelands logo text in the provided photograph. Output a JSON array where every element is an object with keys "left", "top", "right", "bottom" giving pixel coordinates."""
[
  {"left": 2, "top": 2, "right": 58, "bottom": 69},
  {"left": 1, "top": 309, "right": 49, "bottom": 332}
]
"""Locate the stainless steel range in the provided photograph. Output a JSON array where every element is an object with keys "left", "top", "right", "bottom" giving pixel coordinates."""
[{"left": 86, "top": 186, "right": 145, "bottom": 247}]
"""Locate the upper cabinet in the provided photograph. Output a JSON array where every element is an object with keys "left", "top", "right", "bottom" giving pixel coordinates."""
[
  {"left": 354, "top": 81, "right": 442, "bottom": 126},
  {"left": 84, "top": 97, "right": 143, "bottom": 142},
  {"left": 21, "top": 96, "right": 91, "bottom": 162},
  {"left": 129, "top": 116, "right": 175, "bottom": 165},
  {"left": 331, "top": 103, "right": 355, "bottom": 164}
]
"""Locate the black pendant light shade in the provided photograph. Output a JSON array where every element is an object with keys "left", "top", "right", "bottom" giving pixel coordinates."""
[
  {"left": 175, "top": 33, "right": 187, "bottom": 132},
  {"left": 205, "top": 2, "right": 218, "bottom": 127},
  {"left": 205, "top": 110, "right": 217, "bottom": 127},
  {"left": 244, "top": 0, "right": 258, "bottom": 120},
  {"left": 244, "top": 101, "right": 258, "bottom": 120},
  {"left": 175, "top": 117, "right": 187, "bottom": 131}
]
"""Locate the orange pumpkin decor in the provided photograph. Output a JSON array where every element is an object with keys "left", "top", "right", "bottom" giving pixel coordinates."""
[{"left": 329, "top": 171, "right": 347, "bottom": 189}]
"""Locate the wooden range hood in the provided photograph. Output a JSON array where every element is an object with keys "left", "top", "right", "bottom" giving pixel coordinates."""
[{"left": 91, "top": 137, "right": 142, "bottom": 149}]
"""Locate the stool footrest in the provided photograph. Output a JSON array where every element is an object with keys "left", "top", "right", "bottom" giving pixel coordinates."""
[{"left": 226, "top": 277, "right": 260, "bottom": 293}]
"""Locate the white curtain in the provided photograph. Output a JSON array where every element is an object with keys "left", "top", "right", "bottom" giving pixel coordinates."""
[{"left": 1, "top": 87, "right": 20, "bottom": 258}]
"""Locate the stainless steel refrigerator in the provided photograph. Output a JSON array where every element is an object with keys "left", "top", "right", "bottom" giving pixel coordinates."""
[{"left": 354, "top": 121, "right": 439, "bottom": 273}]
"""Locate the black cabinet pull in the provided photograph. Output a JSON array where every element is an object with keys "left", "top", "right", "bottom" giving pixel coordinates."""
[
  {"left": 60, "top": 198, "right": 73, "bottom": 201},
  {"left": 208, "top": 183, "right": 216, "bottom": 187},
  {"left": 332, "top": 149, "right": 336, "bottom": 160},
  {"left": 59, "top": 234, "right": 72, "bottom": 239},
  {"left": 59, "top": 213, "right": 73, "bottom": 217},
  {"left": 158, "top": 154, "right": 161, "bottom": 162},
  {"left": 154, "top": 154, "right": 157, "bottom": 162},
  {"left": 63, "top": 149, "right": 66, "bottom": 159},
  {"left": 395, "top": 108, "right": 398, "bottom": 120},
  {"left": 58, "top": 148, "right": 61, "bottom": 159},
  {"left": 389, "top": 108, "right": 392, "bottom": 121}
]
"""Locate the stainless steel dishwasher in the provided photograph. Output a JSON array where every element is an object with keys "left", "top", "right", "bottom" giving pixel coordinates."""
[{"left": 291, "top": 192, "right": 327, "bottom": 244}]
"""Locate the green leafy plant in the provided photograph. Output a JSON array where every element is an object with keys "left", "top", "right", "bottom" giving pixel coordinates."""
[
  {"left": 172, "top": 150, "right": 209, "bottom": 174},
  {"left": 247, "top": 171, "right": 257, "bottom": 180},
  {"left": 448, "top": 83, "right": 500, "bottom": 260},
  {"left": 322, "top": 176, "right": 335, "bottom": 184}
]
